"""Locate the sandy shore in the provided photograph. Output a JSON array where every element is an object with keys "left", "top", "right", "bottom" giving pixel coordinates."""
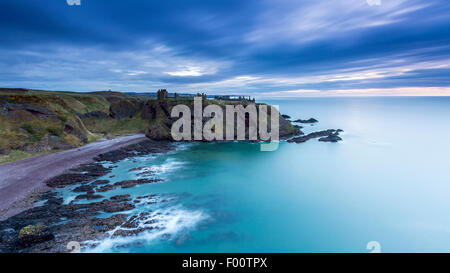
[{"left": 0, "top": 134, "right": 147, "bottom": 220}]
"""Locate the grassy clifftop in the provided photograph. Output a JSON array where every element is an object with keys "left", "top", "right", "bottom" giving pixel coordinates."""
[{"left": 0, "top": 88, "right": 150, "bottom": 163}]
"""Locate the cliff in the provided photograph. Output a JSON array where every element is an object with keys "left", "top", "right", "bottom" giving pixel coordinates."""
[
  {"left": 141, "top": 95, "right": 300, "bottom": 141},
  {"left": 0, "top": 89, "right": 149, "bottom": 162},
  {"left": 0, "top": 88, "right": 299, "bottom": 163}
]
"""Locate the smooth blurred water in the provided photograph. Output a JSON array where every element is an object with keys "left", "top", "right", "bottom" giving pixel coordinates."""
[{"left": 82, "top": 97, "right": 450, "bottom": 253}]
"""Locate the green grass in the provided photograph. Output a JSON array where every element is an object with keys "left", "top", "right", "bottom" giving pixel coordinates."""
[
  {"left": 83, "top": 116, "right": 150, "bottom": 135},
  {"left": 87, "top": 133, "right": 103, "bottom": 143}
]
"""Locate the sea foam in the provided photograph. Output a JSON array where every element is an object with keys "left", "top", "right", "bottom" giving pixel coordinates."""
[{"left": 84, "top": 205, "right": 208, "bottom": 253}]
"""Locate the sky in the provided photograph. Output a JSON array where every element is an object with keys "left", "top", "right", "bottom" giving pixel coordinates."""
[{"left": 0, "top": 0, "right": 449, "bottom": 97}]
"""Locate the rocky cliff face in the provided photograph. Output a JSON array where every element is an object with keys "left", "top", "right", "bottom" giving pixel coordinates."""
[{"left": 141, "top": 97, "right": 301, "bottom": 141}]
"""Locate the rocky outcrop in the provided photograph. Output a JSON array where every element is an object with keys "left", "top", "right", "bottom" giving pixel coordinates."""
[
  {"left": 293, "top": 118, "right": 318, "bottom": 124},
  {"left": 93, "top": 139, "right": 174, "bottom": 163},
  {"left": 109, "top": 100, "right": 140, "bottom": 119},
  {"left": 142, "top": 99, "right": 301, "bottom": 141},
  {"left": 146, "top": 124, "right": 172, "bottom": 140},
  {"left": 288, "top": 129, "right": 343, "bottom": 143},
  {"left": 45, "top": 163, "right": 112, "bottom": 188},
  {"left": 318, "top": 129, "right": 343, "bottom": 142},
  {"left": 0, "top": 139, "right": 175, "bottom": 253},
  {"left": 63, "top": 121, "right": 88, "bottom": 143},
  {"left": 74, "top": 194, "right": 104, "bottom": 201},
  {"left": 141, "top": 100, "right": 158, "bottom": 120},
  {"left": 114, "top": 178, "right": 162, "bottom": 189},
  {"left": 18, "top": 224, "right": 54, "bottom": 246},
  {"left": 77, "top": 111, "right": 109, "bottom": 119}
]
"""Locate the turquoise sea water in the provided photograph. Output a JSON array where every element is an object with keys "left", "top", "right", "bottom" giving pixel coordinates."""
[{"left": 76, "top": 97, "right": 450, "bottom": 253}]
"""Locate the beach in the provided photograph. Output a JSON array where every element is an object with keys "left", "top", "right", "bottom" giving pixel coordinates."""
[{"left": 0, "top": 134, "right": 147, "bottom": 220}]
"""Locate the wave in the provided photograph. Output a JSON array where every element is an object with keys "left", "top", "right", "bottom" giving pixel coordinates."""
[{"left": 84, "top": 205, "right": 208, "bottom": 253}]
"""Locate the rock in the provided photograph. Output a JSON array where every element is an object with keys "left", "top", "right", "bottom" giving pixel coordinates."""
[
  {"left": 18, "top": 224, "right": 54, "bottom": 246},
  {"left": 73, "top": 185, "right": 95, "bottom": 194},
  {"left": 112, "top": 211, "right": 156, "bottom": 237},
  {"left": 93, "top": 140, "right": 174, "bottom": 163},
  {"left": 113, "top": 179, "right": 162, "bottom": 189},
  {"left": 24, "top": 104, "right": 55, "bottom": 116},
  {"left": 45, "top": 163, "right": 111, "bottom": 188},
  {"left": 99, "top": 200, "right": 136, "bottom": 213},
  {"left": 145, "top": 124, "right": 172, "bottom": 141},
  {"left": 92, "top": 214, "right": 128, "bottom": 231},
  {"left": 46, "top": 173, "right": 95, "bottom": 188},
  {"left": 104, "top": 133, "right": 114, "bottom": 140},
  {"left": 288, "top": 129, "right": 339, "bottom": 143},
  {"left": 63, "top": 121, "right": 88, "bottom": 143},
  {"left": 91, "top": 180, "right": 110, "bottom": 186},
  {"left": 110, "top": 194, "right": 132, "bottom": 202},
  {"left": 159, "top": 101, "right": 171, "bottom": 118},
  {"left": 77, "top": 111, "right": 109, "bottom": 119},
  {"left": 318, "top": 129, "right": 343, "bottom": 142},
  {"left": 279, "top": 115, "right": 303, "bottom": 139},
  {"left": 95, "top": 184, "right": 117, "bottom": 193},
  {"left": 293, "top": 118, "right": 318, "bottom": 124},
  {"left": 74, "top": 194, "right": 104, "bottom": 200},
  {"left": 141, "top": 101, "right": 158, "bottom": 120},
  {"left": 318, "top": 135, "right": 342, "bottom": 142},
  {"left": 113, "top": 227, "right": 152, "bottom": 237},
  {"left": 281, "top": 114, "right": 291, "bottom": 119},
  {"left": 109, "top": 100, "right": 139, "bottom": 119},
  {"left": 129, "top": 166, "right": 146, "bottom": 172}
]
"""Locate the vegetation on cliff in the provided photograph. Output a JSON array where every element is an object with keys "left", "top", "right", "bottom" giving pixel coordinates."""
[
  {"left": 0, "top": 88, "right": 149, "bottom": 163},
  {"left": 0, "top": 88, "right": 298, "bottom": 163}
]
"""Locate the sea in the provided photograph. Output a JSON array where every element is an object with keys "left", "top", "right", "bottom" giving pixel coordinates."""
[{"left": 62, "top": 97, "right": 450, "bottom": 253}]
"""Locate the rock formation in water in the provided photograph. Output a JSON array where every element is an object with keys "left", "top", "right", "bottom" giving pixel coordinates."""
[
  {"left": 292, "top": 118, "right": 318, "bottom": 124},
  {"left": 288, "top": 129, "right": 343, "bottom": 143}
]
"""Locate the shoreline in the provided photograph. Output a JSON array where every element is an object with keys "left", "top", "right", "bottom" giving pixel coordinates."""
[
  {"left": 0, "top": 138, "right": 175, "bottom": 253},
  {"left": 0, "top": 126, "right": 340, "bottom": 221},
  {"left": 0, "top": 134, "right": 147, "bottom": 220},
  {"left": 0, "top": 127, "right": 341, "bottom": 252}
]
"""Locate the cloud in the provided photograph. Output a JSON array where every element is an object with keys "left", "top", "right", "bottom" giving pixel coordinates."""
[
  {"left": 0, "top": 0, "right": 449, "bottom": 95},
  {"left": 367, "top": 0, "right": 382, "bottom": 7},
  {"left": 165, "top": 64, "right": 220, "bottom": 77},
  {"left": 255, "top": 87, "right": 450, "bottom": 97},
  {"left": 244, "top": 0, "right": 429, "bottom": 45}
]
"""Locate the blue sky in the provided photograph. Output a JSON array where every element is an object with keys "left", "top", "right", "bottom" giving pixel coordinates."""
[{"left": 1, "top": 0, "right": 449, "bottom": 96}]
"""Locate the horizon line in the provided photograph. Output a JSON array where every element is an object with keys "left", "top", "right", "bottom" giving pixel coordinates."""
[{"left": 2, "top": 86, "right": 450, "bottom": 98}]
